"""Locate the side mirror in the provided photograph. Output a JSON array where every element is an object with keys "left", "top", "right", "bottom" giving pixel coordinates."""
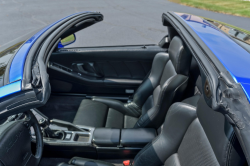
[{"left": 58, "top": 34, "right": 76, "bottom": 48}]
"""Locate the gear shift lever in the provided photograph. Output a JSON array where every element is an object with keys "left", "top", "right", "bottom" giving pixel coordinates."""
[{"left": 39, "top": 118, "right": 65, "bottom": 139}]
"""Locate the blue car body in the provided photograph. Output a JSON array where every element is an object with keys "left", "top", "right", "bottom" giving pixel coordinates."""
[
  {"left": 0, "top": 12, "right": 250, "bottom": 100},
  {"left": 0, "top": 12, "right": 91, "bottom": 99},
  {"left": 2, "top": 12, "right": 250, "bottom": 102},
  {"left": 176, "top": 12, "right": 250, "bottom": 101},
  {"left": 1, "top": 11, "right": 250, "bottom": 165}
]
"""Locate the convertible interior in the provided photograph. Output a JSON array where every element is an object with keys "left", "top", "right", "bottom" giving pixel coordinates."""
[{"left": 0, "top": 13, "right": 248, "bottom": 166}]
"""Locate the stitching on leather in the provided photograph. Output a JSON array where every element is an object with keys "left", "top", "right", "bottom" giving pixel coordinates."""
[
  {"left": 228, "top": 133, "right": 236, "bottom": 166},
  {"left": 135, "top": 115, "right": 198, "bottom": 165},
  {"left": 142, "top": 76, "right": 176, "bottom": 126},
  {"left": 123, "top": 61, "right": 133, "bottom": 78},
  {"left": 104, "top": 107, "right": 110, "bottom": 127},
  {"left": 139, "top": 61, "right": 147, "bottom": 75},
  {"left": 226, "top": 132, "right": 236, "bottom": 166},
  {"left": 178, "top": 118, "right": 198, "bottom": 152},
  {"left": 137, "top": 76, "right": 176, "bottom": 127},
  {"left": 124, "top": 102, "right": 141, "bottom": 117},
  {"left": 0, "top": 158, "right": 6, "bottom": 166},
  {"left": 134, "top": 136, "right": 161, "bottom": 164},
  {"left": 225, "top": 131, "right": 234, "bottom": 166},
  {"left": 138, "top": 75, "right": 189, "bottom": 128},
  {"left": 107, "top": 61, "right": 118, "bottom": 77},
  {"left": 149, "top": 53, "right": 169, "bottom": 86}
]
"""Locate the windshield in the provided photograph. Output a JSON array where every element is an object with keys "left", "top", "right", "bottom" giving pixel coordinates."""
[{"left": 203, "top": 18, "right": 250, "bottom": 52}]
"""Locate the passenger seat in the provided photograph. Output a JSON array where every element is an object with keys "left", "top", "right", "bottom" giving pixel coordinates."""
[
  {"left": 59, "top": 99, "right": 246, "bottom": 166},
  {"left": 72, "top": 36, "right": 192, "bottom": 129}
]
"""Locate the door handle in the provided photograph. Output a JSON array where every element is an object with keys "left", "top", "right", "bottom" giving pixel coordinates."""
[{"left": 72, "top": 63, "right": 102, "bottom": 78}]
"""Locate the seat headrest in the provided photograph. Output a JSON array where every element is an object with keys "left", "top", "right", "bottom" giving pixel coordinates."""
[{"left": 169, "top": 36, "right": 192, "bottom": 76}]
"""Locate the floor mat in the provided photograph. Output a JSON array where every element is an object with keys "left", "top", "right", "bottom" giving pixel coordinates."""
[
  {"left": 39, "top": 158, "right": 70, "bottom": 166},
  {"left": 38, "top": 95, "right": 85, "bottom": 123},
  {"left": 39, "top": 158, "right": 130, "bottom": 166},
  {"left": 104, "top": 159, "right": 133, "bottom": 166}
]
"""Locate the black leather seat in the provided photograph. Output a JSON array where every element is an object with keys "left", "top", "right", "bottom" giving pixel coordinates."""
[
  {"left": 58, "top": 98, "right": 246, "bottom": 166},
  {"left": 72, "top": 36, "right": 192, "bottom": 129}
]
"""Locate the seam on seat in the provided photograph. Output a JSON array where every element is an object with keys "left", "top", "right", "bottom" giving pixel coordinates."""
[
  {"left": 148, "top": 53, "right": 169, "bottom": 86},
  {"left": 0, "top": 158, "right": 6, "bottom": 166},
  {"left": 135, "top": 116, "right": 198, "bottom": 165},
  {"left": 123, "top": 114, "right": 125, "bottom": 128},
  {"left": 124, "top": 102, "right": 141, "bottom": 117},
  {"left": 133, "top": 136, "right": 161, "bottom": 164},
  {"left": 138, "top": 76, "right": 188, "bottom": 128},
  {"left": 104, "top": 107, "right": 110, "bottom": 127},
  {"left": 225, "top": 132, "right": 234, "bottom": 166},
  {"left": 179, "top": 118, "right": 220, "bottom": 165},
  {"left": 136, "top": 76, "right": 176, "bottom": 127},
  {"left": 178, "top": 117, "right": 198, "bottom": 152},
  {"left": 227, "top": 132, "right": 237, "bottom": 166}
]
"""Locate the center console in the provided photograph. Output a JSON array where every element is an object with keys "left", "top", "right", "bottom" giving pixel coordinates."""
[{"left": 31, "top": 109, "right": 157, "bottom": 159}]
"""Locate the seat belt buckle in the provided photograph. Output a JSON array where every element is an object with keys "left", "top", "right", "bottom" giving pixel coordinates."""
[{"left": 123, "top": 160, "right": 132, "bottom": 166}]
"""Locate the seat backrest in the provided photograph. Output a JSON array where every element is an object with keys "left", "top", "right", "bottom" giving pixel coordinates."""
[
  {"left": 130, "top": 36, "right": 192, "bottom": 128},
  {"left": 133, "top": 98, "right": 247, "bottom": 166}
]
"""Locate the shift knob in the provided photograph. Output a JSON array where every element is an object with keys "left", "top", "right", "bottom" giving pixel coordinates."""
[
  {"left": 38, "top": 118, "right": 65, "bottom": 139},
  {"left": 39, "top": 118, "right": 49, "bottom": 128}
]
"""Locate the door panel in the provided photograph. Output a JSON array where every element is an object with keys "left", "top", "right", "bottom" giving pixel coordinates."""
[
  {"left": 48, "top": 45, "right": 166, "bottom": 96},
  {"left": 95, "top": 61, "right": 151, "bottom": 79}
]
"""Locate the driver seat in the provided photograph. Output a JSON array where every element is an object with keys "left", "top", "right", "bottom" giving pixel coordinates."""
[
  {"left": 72, "top": 36, "right": 192, "bottom": 129},
  {"left": 57, "top": 99, "right": 246, "bottom": 166}
]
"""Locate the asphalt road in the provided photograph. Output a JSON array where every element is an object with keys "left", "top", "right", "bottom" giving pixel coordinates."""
[{"left": 0, "top": 0, "right": 250, "bottom": 47}]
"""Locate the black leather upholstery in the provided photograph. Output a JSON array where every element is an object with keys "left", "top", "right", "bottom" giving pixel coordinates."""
[
  {"left": 92, "top": 128, "right": 156, "bottom": 148},
  {"left": 92, "top": 128, "right": 120, "bottom": 147},
  {"left": 73, "top": 36, "right": 192, "bottom": 129},
  {"left": 168, "top": 36, "right": 191, "bottom": 76},
  {"left": 133, "top": 98, "right": 246, "bottom": 166},
  {"left": 121, "top": 128, "right": 156, "bottom": 147},
  {"left": 60, "top": 98, "right": 246, "bottom": 166}
]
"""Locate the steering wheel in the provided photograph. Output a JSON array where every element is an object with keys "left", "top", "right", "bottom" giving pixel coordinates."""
[{"left": 0, "top": 110, "right": 43, "bottom": 166}]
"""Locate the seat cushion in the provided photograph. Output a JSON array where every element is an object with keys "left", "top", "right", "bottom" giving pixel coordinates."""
[
  {"left": 105, "top": 108, "right": 124, "bottom": 128},
  {"left": 57, "top": 157, "right": 115, "bottom": 166},
  {"left": 73, "top": 99, "right": 108, "bottom": 127},
  {"left": 73, "top": 99, "right": 137, "bottom": 128}
]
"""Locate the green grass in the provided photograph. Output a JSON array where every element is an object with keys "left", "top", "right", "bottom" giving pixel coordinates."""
[{"left": 170, "top": 0, "right": 250, "bottom": 18}]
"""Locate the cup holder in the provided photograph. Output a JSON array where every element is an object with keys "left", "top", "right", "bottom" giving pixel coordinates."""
[{"left": 74, "top": 133, "right": 90, "bottom": 142}]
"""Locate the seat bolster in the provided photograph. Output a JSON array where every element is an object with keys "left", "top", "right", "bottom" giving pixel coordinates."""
[
  {"left": 93, "top": 97, "right": 140, "bottom": 117},
  {"left": 69, "top": 157, "right": 115, "bottom": 166},
  {"left": 169, "top": 36, "right": 192, "bottom": 76},
  {"left": 133, "top": 53, "right": 169, "bottom": 108},
  {"left": 134, "top": 102, "right": 197, "bottom": 166},
  {"left": 134, "top": 75, "right": 189, "bottom": 129}
]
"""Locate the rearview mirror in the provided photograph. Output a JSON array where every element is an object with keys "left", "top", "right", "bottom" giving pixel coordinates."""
[{"left": 58, "top": 34, "right": 76, "bottom": 48}]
